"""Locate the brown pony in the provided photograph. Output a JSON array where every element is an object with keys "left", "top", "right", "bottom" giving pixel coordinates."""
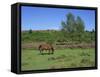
[{"left": 38, "top": 43, "right": 54, "bottom": 54}]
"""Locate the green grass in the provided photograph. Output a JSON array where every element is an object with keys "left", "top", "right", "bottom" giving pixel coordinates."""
[{"left": 21, "top": 48, "right": 95, "bottom": 71}]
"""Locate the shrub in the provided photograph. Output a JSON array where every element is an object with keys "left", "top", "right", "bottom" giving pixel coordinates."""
[{"left": 29, "top": 29, "right": 32, "bottom": 34}]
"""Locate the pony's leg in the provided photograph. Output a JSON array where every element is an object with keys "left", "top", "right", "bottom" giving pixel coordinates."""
[
  {"left": 40, "top": 49, "right": 42, "bottom": 54},
  {"left": 51, "top": 49, "right": 54, "bottom": 54},
  {"left": 40, "top": 49, "right": 43, "bottom": 55},
  {"left": 41, "top": 49, "right": 43, "bottom": 55},
  {"left": 48, "top": 49, "right": 50, "bottom": 55}
]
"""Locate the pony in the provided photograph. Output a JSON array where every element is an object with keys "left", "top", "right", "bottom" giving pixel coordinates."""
[{"left": 38, "top": 43, "right": 54, "bottom": 55}]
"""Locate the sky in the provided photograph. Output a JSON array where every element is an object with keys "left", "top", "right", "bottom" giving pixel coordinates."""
[{"left": 21, "top": 6, "right": 95, "bottom": 31}]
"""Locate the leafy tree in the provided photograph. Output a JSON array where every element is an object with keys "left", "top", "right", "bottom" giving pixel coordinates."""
[
  {"left": 92, "top": 29, "right": 95, "bottom": 32},
  {"left": 29, "top": 29, "right": 32, "bottom": 34},
  {"left": 61, "top": 13, "right": 85, "bottom": 33},
  {"left": 76, "top": 16, "right": 85, "bottom": 32},
  {"left": 61, "top": 12, "right": 76, "bottom": 32},
  {"left": 61, "top": 12, "right": 86, "bottom": 43}
]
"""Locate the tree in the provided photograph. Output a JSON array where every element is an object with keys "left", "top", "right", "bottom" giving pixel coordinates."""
[
  {"left": 61, "top": 12, "right": 76, "bottom": 32},
  {"left": 92, "top": 29, "right": 95, "bottom": 32},
  {"left": 76, "top": 16, "right": 85, "bottom": 32},
  {"left": 29, "top": 29, "right": 32, "bottom": 34},
  {"left": 61, "top": 12, "right": 85, "bottom": 33}
]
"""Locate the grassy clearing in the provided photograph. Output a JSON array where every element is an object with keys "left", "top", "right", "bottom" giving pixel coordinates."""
[{"left": 21, "top": 48, "right": 95, "bottom": 71}]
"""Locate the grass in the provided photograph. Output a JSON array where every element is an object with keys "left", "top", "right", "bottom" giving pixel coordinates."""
[{"left": 21, "top": 48, "right": 95, "bottom": 71}]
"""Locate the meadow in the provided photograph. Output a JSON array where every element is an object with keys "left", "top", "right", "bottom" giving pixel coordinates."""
[
  {"left": 21, "top": 30, "right": 95, "bottom": 71},
  {"left": 21, "top": 48, "right": 95, "bottom": 71}
]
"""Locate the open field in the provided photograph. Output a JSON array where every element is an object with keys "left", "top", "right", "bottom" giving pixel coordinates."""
[
  {"left": 21, "top": 48, "right": 95, "bottom": 71},
  {"left": 21, "top": 30, "right": 95, "bottom": 71}
]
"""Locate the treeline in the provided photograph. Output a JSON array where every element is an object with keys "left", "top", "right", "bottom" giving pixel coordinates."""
[{"left": 22, "top": 30, "right": 95, "bottom": 44}]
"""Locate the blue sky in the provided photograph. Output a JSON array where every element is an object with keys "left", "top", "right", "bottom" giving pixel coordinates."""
[{"left": 21, "top": 6, "right": 95, "bottom": 31}]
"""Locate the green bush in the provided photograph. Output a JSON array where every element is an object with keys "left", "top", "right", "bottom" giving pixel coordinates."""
[{"left": 22, "top": 30, "right": 95, "bottom": 44}]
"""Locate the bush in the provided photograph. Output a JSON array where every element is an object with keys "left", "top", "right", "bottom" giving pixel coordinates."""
[
  {"left": 29, "top": 29, "right": 32, "bottom": 34},
  {"left": 22, "top": 30, "right": 95, "bottom": 44}
]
